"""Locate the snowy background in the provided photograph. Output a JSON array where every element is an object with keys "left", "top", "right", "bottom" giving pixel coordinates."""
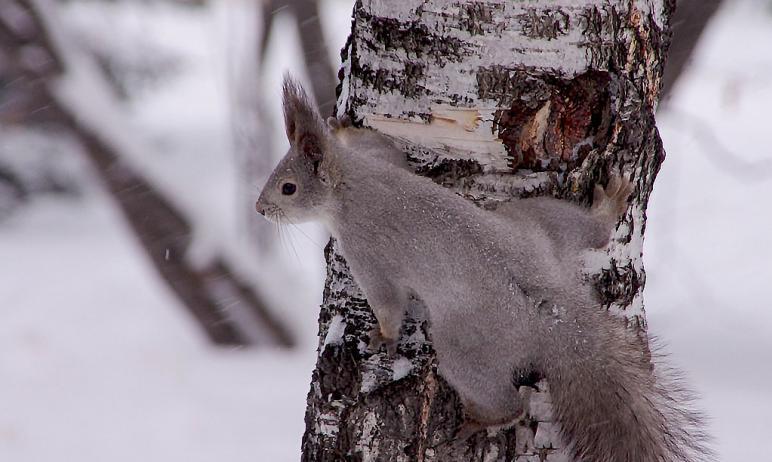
[{"left": 0, "top": 0, "right": 770, "bottom": 461}]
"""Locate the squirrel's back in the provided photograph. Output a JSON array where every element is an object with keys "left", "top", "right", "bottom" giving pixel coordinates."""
[{"left": 329, "top": 148, "right": 572, "bottom": 298}]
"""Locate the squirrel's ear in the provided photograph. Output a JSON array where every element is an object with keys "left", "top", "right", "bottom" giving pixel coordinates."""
[{"left": 282, "top": 74, "right": 327, "bottom": 165}]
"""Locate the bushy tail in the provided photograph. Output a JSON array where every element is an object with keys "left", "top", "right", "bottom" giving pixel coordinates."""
[{"left": 544, "top": 317, "right": 713, "bottom": 462}]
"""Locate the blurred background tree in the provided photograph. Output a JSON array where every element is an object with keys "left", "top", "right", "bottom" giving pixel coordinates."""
[{"left": 0, "top": 0, "right": 346, "bottom": 348}]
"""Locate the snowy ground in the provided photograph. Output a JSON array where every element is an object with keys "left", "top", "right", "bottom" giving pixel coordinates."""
[
  {"left": 0, "top": 1, "right": 771, "bottom": 461},
  {"left": 0, "top": 189, "right": 315, "bottom": 462}
]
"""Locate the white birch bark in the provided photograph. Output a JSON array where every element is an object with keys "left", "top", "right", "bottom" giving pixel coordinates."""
[{"left": 303, "top": 1, "right": 674, "bottom": 460}]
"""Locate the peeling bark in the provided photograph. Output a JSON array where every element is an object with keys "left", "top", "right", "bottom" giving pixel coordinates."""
[{"left": 303, "top": 0, "right": 675, "bottom": 460}]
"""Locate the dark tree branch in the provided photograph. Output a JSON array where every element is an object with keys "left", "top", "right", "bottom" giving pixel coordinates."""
[
  {"left": 660, "top": 0, "right": 724, "bottom": 100},
  {"left": 59, "top": 110, "right": 294, "bottom": 347},
  {"left": 664, "top": 108, "right": 772, "bottom": 181},
  {"left": 291, "top": 0, "right": 337, "bottom": 116},
  {"left": 258, "top": 0, "right": 337, "bottom": 115},
  {"left": 3, "top": 0, "right": 294, "bottom": 348}
]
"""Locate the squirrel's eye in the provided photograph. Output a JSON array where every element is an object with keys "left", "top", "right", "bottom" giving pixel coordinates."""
[{"left": 281, "top": 182, "right": 297, "bottom": 195}]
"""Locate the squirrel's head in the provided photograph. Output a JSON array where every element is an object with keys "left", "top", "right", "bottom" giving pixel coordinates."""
[{"left": 256, "top": 76, "right": 336, "bottom": 224}]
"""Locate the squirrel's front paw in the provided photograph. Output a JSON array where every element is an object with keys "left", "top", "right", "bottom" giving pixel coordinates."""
[
  {"left": 453, "top": 418, "right": 486, "bottom": 442},
  {"left": 326, "top": 114, "right": 353, "bottom": 131},
  {"left": 592, "top": 174, "right": 634, "bottom": 221},
  {"left": 367, "top": 328, "right": 398, "bottom": 356}
]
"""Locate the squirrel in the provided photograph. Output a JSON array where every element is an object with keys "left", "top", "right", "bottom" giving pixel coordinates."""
[{"left": 256, "top": 76, "right": 711, "bottom": 462}]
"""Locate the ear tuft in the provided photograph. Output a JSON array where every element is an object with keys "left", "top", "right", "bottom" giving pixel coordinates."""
[
  {"left": 281, "top": 75, "right": 306, "bottom": 139},
  {"left": 282, "top": 74, "right": 327, "bottom": 165}
]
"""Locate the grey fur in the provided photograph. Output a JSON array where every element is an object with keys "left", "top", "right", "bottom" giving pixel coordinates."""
[{"left": 256, "top": 77, "right": 712, "bottom": 462}]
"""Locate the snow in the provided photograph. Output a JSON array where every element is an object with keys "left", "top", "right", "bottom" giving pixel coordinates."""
[
  {"left": 0, "top": 186, "right": 315, "bottom": 462},
  {"left": 391, "top": 356, "right": 413, "bottom": 381},
  {"left": 322, "top": 314, "right": 346, "bottom": 348},
  {"left": 1, "top": 0, "right": 771, "bottom": 460}
]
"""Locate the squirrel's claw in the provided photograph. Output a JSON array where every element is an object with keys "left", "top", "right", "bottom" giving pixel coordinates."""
[
  {"left": 453, "top": 418, "right": 486, "bottom": 442},
  {"left": 367, "top": 327, "right": 398, "bottom": 356},
  {"left": 326, "top": 114, "right": 353, "bottom": 131},
  {"left": 607, "top": 174, "right": 622, "bottom": 196}
]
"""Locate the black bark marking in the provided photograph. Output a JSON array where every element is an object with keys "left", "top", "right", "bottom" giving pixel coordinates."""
[
  {"left": 579, "top": 5, "right": 626, "bottom": 71},
  {"left": 354, "top": 62, "right": 426, "bottom": 98},
  {"left": 518, "top": 8, "right": 571, "bottom": 40},
  {"left": 365, "top": 14, "right": 467, "bottom": 64},
  {"left": 415, "top": 158, "right": 484, "bottom": 187},
  {"left": 459, "top": 2, "right": 500, "bottom": 36},
  {"left": 595, "top": 259, "right": 642, "bottom": 308}
]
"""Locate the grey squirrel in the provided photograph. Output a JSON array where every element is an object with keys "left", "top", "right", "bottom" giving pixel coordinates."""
[{"left": 256, "top": 77, "right": 710, "bottom": 462}]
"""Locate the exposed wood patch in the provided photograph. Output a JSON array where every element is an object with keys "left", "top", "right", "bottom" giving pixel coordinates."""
[
  {"left": 493, "top": 70, "right": 613, "bottom": 172},
  {"left": 366, "top": 107, "right": 510, "bottom": 172}
]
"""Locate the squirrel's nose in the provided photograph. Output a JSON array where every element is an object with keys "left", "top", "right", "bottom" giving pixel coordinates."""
[{"left": 255, "top": 202, "right": 265, "bottom": 216}]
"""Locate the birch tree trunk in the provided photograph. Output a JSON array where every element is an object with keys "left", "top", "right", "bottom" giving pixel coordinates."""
[{"left": 302, "top": 1, "right": 674, "bottom": 460}]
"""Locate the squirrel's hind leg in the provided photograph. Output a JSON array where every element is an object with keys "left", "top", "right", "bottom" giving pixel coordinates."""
[
  {"left": 437, "top": 358, "right": 524, "bottom": 434},
  {"left": 367, "top": 327, "right": 399, "bottom": 356},
  {"left": 359, "top": 279, "right": 408, "bottom": 356},
  {"left": 451, "top": 388, "right": 525, "bottom": 441}
]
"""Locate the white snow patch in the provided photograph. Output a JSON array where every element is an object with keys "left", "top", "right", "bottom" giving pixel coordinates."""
[
  {"left": 391, "top": 357, "right": 413, "bottom": 381},
  {"left": 323, "top": 314, "right": 347, "bottom": 348},
  {"left": 608, "top": 291, "right": 645, "bottom": 320}
]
